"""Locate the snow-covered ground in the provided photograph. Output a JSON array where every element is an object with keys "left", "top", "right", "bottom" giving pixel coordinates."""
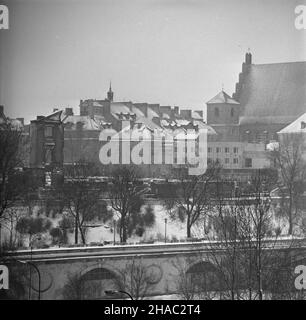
[
  {"left": 81, "top": 204, "right": 187, "bottom": 244},
  {"left": 1, "top": 201, "right": 298, "bottom": 249}
]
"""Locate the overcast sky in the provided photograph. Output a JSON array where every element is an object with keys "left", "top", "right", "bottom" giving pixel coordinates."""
[{"left": 0, "top": 0, "right": 305, "bottom": 123}]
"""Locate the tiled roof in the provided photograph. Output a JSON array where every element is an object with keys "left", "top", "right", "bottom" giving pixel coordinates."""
[
  {"left": 194, "top": 121, "right": 217, "bottom": 134},
  {"left": 191, "top": 111, "right": 203, "bottom": 120},
  {"left": 238, "top": 62, "right": 306, "bottom": 123},
  {"left": 207, "top": 91, "right": 239, "bottom": 105},
  {"left": 147, "top": 108, "right": 159, "bottom": 119},
  {"left": 239, "top": 115, "right": 298, "bottom": 125},
  {"left": 110, "top": 102, "right": 132, "bottom": 115},
  {"left": 135, "top": 117, "right": 161, "bottom": 131},
  {"left": 131, "top": 106, "right": 145, "bottom": 118},
  {"left": 63, "top": 115, "right": 110, "bottom": 130}
]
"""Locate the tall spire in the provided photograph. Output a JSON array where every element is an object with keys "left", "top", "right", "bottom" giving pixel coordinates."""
[{"left": 107, "top": 81, "right": 114, "bottom": 101}]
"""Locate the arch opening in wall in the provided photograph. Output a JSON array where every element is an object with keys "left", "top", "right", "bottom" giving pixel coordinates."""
[
  {"left": 80, "top": 267, "right": 120, "bottom": 300},
  {"left": 186, "top": 261, "right": 222, "bottom": 294}
]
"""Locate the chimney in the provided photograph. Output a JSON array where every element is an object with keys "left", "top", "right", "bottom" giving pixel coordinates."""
[
  {"left": 65, "top": 108, "right": 73, "bottom": 116},
  {"left": 17, "top": 118, "right": 24, "bottom": 125},
  {"left": 174, "top": 106, "right": 179, "bottom": 115},
  {"left": 0, "top": 105, "right": 4, "bottom": 115}
]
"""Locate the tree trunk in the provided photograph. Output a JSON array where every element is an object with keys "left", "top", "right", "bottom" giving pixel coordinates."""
[
  {"left": 122, "top": 223, "right": 127, "bottom": 244},
  {"left": 187, "top": 214, "right": 191, "bottom": 238},
  {"left": 121, "top": 213, "right": 127, "bottom": 243},
  {"left": 79, "top": 226, "right": 86, "bottom": 245},
  {"left": 74, "top": 216, "right": 78, "bottom": 244},
  {"left": 288, "top": 190, "right": 293, "bottom": 235}
]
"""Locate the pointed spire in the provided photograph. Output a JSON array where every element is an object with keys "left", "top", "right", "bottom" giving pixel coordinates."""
[
  {"left": 107, "top": 81, "right": 114, "bottom": 102},
  {"left": 245, "top": 50, "right": 252, "bottom": 65}
]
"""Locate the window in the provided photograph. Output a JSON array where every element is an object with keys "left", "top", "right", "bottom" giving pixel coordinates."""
[
  {"left": 216, "top": 147, "right": 220, "bottom": 153},
  {"left": 208, "top": 147, "right": 212, "bottom": 153},
  {"left": 233, "top": 158, "right": 238, "bottom": 164},
  {"left": 231, "top": 108, "right": 234, "bottom": 117},
  {"left": 216, "top": 158, "right": 221, "bottom": 164},
  {"left": 225, "top": 147, "right": 229, "bottom": 153},
  {"left": 245, "top": 158, "right": 252, "bottom": 168},
  {"left": 225, "top": 158, "right": 230, "bottom": 164},
  {"left": 233, "top": 147, "right": 238, "bottom": 154},
  {"left": 245, "top": 130, "right": 251, "bottom": 143},
  {"left": 44, "top": 126, "right": 53, "bottom": 137},
  {"left": 208, "top": 158, "right": 212, "bottom": 164},
  {"left": 263, "top": 131, "right": 269, "bottom": 143},
  {"left": 214, "top": 107, "right": 219, "bottom": 117}
]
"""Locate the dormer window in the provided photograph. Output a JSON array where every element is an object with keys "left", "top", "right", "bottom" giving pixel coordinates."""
[
  {"left": 301, "top": 121, "right": 306, "bottom": 129},
  {"left": 76, "top": 122, "right": 83, "bottom": 131}
]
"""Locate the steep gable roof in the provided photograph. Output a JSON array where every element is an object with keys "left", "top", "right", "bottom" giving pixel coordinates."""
[{"left": 237, "top": 61, "right": 306, "bottom": 124}]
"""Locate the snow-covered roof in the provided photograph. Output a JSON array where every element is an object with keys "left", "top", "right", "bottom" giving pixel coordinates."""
[{"left": 278, "top": 112, "right": 306, "bottom": 134}]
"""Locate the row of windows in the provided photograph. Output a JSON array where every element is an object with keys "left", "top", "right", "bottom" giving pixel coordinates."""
[
  {"left": 208, "top": 157, "right": 253, "bottom": 167},
  {"left": 208, "top": 147, "right": 239, "bottom": 153},
  {"left": 208, "top": 158, "right": 239, "bottom": 164},
  {"left": 244, "top": 131, "right": 278, "bottom": 143}
]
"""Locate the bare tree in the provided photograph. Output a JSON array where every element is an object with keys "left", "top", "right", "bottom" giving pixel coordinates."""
[
  {"left": 0, "top": 207, "right": 24, "bottom": 250},
  {"left": 270, "top": 133, "right": 306, "bottom": 235},
  {"left": 58, "top": 162, "right": 112, "bottom": 244},
  {"left": 116, "top": 257, "right": 157, "bottom": 300},
  {"left": 108, "top": 166, "right": 148, "bottom": 243},
  {"left": 172, "top": 257, "right": 221, "bottom": 300},
  {"left": 164, "top": 164, "right": 220, "bottom": 238},
  {"left": 0, "top": 120, "right": 24, "bottom": 222},
  {"left": 202, "top": 169, "right": 289, "bottom": 300},
  {"left": 62, "top": 272, "right": 85, "bottom": 300},
  {"left": 15, "top": 215, "right": 52, "bottom": 248}
]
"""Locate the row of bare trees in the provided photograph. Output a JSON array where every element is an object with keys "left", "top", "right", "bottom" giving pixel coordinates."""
[
  {"left": 163, "top": 133, "right": 306, "bottom": 239},
  {"left": 51, "top": 164, "right": 154, "bottom": 245},
  {"left": 172, "top": 167, "right": 305, "bottom": 300}
]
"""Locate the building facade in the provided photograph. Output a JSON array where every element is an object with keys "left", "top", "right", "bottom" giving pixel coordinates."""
[{"left": 26, "top": 53, "right": 306, "bottom": 180}]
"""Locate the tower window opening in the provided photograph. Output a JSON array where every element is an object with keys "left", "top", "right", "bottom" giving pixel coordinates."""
[{"left": 214, "top": 107, "right": 219, "bottom": 117}]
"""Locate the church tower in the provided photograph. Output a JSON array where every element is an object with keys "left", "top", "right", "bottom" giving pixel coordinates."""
[
  {"left": 107, "top": 82, "right": 114, "bottom": 102},
  {"left": 206, "top": 90, "right": 240, "bottom": 141}
]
